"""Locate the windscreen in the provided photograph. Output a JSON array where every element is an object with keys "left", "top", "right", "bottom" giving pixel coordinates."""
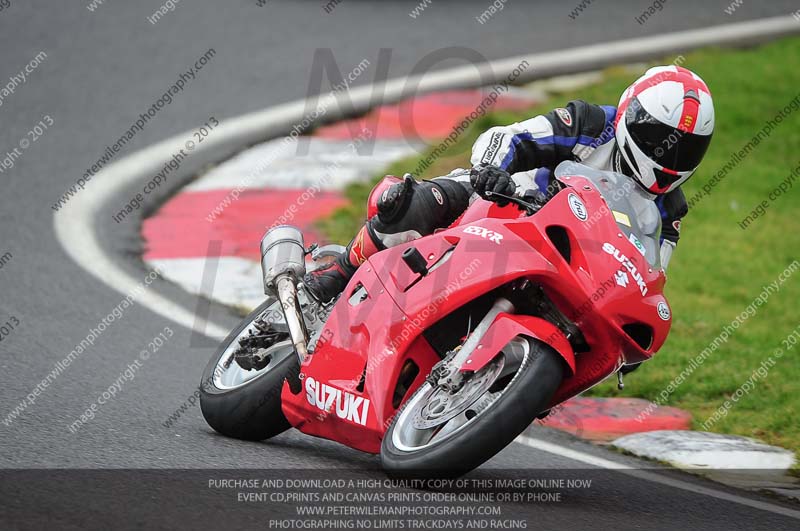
[{"left": 554, "top": 161, "right": 662, "bottom": 268}]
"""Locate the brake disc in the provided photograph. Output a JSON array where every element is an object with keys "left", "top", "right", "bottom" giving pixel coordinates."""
[{"left": 412, "top": 356, "right": 504, "bottom": 430}]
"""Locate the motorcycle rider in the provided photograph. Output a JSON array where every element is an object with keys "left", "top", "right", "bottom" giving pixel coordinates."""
[{"left": 304, "top": 65, "right": 715, "bottom": 303}]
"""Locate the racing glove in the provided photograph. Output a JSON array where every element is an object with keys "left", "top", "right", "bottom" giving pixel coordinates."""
[{"left": 469, "top": 163, "right": 516, "bottom": 206}]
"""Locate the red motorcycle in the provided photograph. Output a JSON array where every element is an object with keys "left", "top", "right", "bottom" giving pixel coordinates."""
[{"left": 200, "top": 161, "right": 672, "bottom": 477}]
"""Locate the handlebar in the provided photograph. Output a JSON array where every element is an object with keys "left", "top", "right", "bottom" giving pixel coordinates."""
[{"left": 484, "top": 190, "right": 546, "bottom": 215}]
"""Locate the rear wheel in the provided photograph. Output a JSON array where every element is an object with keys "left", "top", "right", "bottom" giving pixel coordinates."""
[
  {"left": 381, "top": 337, "right": 564, "bottom": 477},
  {"left": 200, "top": 299, "right": 299, "bottom": 441}
]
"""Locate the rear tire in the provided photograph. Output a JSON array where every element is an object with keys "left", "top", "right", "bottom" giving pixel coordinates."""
[
  {"left": 381, "top": 337, "right": 564, "bottom": 477},
  {"left": 200, "top": 300, "right": 299, "bottom": 441}
]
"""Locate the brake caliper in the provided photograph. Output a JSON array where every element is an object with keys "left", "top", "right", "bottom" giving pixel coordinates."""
[{"left": 233, "top": 320, "right": 288, "bottom": 371}]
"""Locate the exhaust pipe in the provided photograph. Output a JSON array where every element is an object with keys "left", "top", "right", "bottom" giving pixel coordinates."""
[
  {"left": 260, "top": 226, "right": 306, "bottom": 293},
  {"left": 260, "top": 226, "right": 309, "bottom": 362},
  {"left": 275, "top": 276, "right": 309, "bottom": 361}
]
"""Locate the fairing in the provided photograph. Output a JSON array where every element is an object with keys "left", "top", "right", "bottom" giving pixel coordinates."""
[{"left": 281, "top": 163, "right": 671, "bottom": 453}]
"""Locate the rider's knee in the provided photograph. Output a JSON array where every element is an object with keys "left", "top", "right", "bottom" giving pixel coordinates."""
[{"left": 366, "top": 174, "right": 472, "bottom": 250}]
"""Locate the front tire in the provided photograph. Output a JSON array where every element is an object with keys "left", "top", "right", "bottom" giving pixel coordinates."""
[
  {"left": 381, "top": 337, "right": 564, "bottom": 477},
  {"left": 200, "top": 299, "right": 299, "bottom": 441}
]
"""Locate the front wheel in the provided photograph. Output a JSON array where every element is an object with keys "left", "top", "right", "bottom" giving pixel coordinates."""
[
  {"left": 381, "top": 337, "right": 564, "bottom": 478},
  {"left": 200, "top": 299, "right": 299, "bottom": 441}
]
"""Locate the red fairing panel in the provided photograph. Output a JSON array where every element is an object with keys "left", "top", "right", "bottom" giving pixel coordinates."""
[{"left": 281, "top": 265, "right": 439, "bottom": 454}]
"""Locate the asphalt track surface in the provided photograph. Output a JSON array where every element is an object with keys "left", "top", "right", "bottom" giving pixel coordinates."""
[{"left": 1, "top": 1, "right": 799, "bottom": 528}]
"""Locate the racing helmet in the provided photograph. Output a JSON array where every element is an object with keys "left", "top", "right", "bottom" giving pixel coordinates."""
[{"left": 615, "top": 65, "right": 714, "bottom": 194}]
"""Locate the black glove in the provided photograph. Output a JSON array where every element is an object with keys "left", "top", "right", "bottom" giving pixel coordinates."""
[{"left": 470, "top": 164, "right": 516, "bottom": 206}]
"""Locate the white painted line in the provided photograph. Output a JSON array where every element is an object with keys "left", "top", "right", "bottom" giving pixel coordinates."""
[
  {"left": 517, "top": 435, "right": 800, "bottom": 520},
  {"left": 517, "top": 435, "right": 633, "bottom": 470},
  {"left": 480, "top": 15, "right": 800, "bottom": 86},
  {"left": 52, "top": 135, "right": 232, "bottom": 340},
  {"left": 54, "top": 15, "right": 800, "bottom": 340}
]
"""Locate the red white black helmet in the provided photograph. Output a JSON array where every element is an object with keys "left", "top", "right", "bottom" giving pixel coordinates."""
[{"left": 615, "top": 65, "right": 714, "bottom": 195}]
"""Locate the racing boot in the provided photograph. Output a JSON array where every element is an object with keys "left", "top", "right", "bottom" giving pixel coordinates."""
[
  {"left": 302, "top": 255, "right": 356, "bottom": 303},
  {"left": 302, "top": 224, "right": 383, "bottom": 303}
]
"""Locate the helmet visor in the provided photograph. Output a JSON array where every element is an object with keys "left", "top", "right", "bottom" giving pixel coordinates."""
[{"left": 626, "top": 97, "right": 712, "bottom": 172}]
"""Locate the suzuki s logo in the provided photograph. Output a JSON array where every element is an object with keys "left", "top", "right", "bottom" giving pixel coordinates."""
[
  {"left": 463, "top": 226, "right": 503, "bottom": 244},
  {"left": 602, "top": 242, "right": 648, "bottom": 296},
  {"left": 568, "top": 193, "right": 588, "bottom": 222},
  {"left": 305, "top": 377, "right": 370, "bottom": 426},
  {"left": 614, "top": 270, "right": 629, "bottom": 287}
]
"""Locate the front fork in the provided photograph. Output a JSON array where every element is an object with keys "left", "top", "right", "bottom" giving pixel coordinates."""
[{"left": 431, "top": 298, "right": 515, "bottom": 390}]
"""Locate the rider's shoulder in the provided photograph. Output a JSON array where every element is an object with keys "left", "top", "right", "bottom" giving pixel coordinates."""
[
  {"left": 562, "top": 99, "right": 612, "bottom": 113},
  {"left": 549, "top": 100, "right": 613, "bottom": 129}
]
